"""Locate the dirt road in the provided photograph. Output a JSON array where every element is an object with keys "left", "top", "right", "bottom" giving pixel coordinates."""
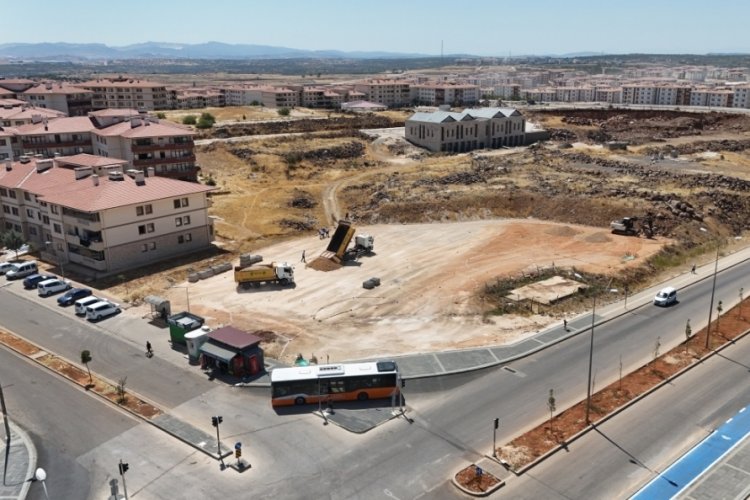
[{"left": 134, "top": 219, "right": 665, "bottom": 364}]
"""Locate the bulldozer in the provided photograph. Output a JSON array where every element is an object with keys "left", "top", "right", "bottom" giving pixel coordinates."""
[{"left": 610, "top": 214, "right": 655, "bottom": 238}]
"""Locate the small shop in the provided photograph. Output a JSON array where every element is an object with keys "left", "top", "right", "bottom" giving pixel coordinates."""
[{"left": 199, "top": 326, "right": 264, "bottom": 377}]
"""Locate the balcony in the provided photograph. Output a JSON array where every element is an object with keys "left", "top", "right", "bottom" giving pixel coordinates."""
[
  {"left": 133, "top": 155, "right": 196, "bottom": 168},
  {"left": 21, "top": 138, "right": 90, "bottom": 149},
  {"left": 131, "top": 141, "right": 194, "bottom": 153}
]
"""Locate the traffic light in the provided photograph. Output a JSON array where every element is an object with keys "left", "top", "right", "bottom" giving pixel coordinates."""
[
  {"left": 494, "top": 418, "right": 499, "bottom": 430},
  {"left": 211, "top": 415, "right": 223, "bottom": 427},
  {"left": 118, "top": 462, "right": 129, "bottom": 474},
  {"left": 235, "top": 442, "right": 242, "bottom": 459}
]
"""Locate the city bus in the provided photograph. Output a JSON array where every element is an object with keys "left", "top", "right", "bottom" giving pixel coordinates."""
[{"left": 270, "top": 360, "right": 399, "bottom": 407}]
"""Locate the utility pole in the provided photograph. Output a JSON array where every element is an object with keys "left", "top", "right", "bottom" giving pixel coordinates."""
[
  {"left": 585, "top": 294, "right": 597, "bottom": 424},
  {"left": 705, "top": 244, "right": 720, "bottom": 349},
  {"left": 492, "top": 418, "right": 499, "bottom": 458}
]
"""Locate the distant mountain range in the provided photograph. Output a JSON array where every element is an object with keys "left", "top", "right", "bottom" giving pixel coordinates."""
[{"left": 0, "top": 42, "right": 435, "bottom": 60}]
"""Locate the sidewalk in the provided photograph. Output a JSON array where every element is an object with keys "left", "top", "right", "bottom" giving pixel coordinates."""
[{"left": 0, "top": 420, "right": 36, "bottom": 500}]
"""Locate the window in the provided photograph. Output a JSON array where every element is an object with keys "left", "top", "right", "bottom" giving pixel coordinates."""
[
  {"left": 9, "top": 190, "right": 16, "bottom": 199},
  {"left": 138, "top": 223, "right": 154, "bottom": 235},
  {"left": 183, "top": 215, "right": 190, "bottom": 225},
  {"left": 2, "top": 205, "right": 8, "bottom": 214},
  {"left": 26, "top": 209, "right": 34, "bottom": 217},
  {"left": 11, "top": 207, "right": 18, "bottom": 216},
  {"left": 24, "top": 192, "right": 31, "bottom": 201},
  {"left": 51, "top": 205, "right": 58, "bottom": 214},
  {"left": 42, "top": 215, "right": 49, "bottom": 224},
  {"left": 185, "top": 233, "right": 192, "bottom": 242},
  {"left": 53, "top": 223, "right": 62, "bottom": 234},
  {"left": 29, "top": 227, "right": 37, "bottom": 235},
  {"left": 175, "top": 215, "right": 191, "bottom": 226},
  {"left": 149, "top": 242, "right": 156, "bottom": 250},
  {"left": 145, "top": 204, "right": 152, "bottom": 214},
  {"left": 136, "top": 206, "right": 144, "bottom": 216},
  {"left": 174, "top": 197, "right": 189, "bottom": 209},
  {"left": 175, "top": 217, "right": 182, "bottom": 227},
  {"left": 136, "top": 204, "right": 153, "bottom": 216},
  {"left": 141, "top": 244, "right": 148, "bottom": 252}
]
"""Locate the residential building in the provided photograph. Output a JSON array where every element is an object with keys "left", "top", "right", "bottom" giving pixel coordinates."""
[
  {"left": 79, "top": 78, "right": 169, "bottom": 111},
  {"left": 0, "top": 106, "right": 65, "bottom": 128},
  {"left": 410, "top": 83, "right": 481, "bottom": 106},
  {"left": 732, "top": 85, "right": 750, "bottom": 108},
  {"left": 0, "top": 155, "right": 214, "bottom": 277},
  {"left": 353, "top": 80, "right": 411, "bottom": 107},
  {"left": 0, "top": 129, "right": 12, "bottom": 161},
  {"left": 14, "top": 116, "right": 96, "bottom": 158},
  {"left": 595, "top": 87, "right": 622, "bottom": 103},
  {"left": 300, "top": 87, "right": 343, "bottom": 108},
  {"left": 19, "top": 83, "right": 94, "bottom": 116},
  {"left": 406, "top": 107, "right": 526, "bottom": 153}
]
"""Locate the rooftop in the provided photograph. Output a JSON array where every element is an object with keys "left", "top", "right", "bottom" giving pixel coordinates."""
[{"left": 208, "top": 326, "right": 262, "bottom": 349}]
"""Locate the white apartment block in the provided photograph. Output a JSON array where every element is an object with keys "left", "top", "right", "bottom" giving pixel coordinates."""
[
  {"left": 594, "top": 88, "right": 622, "bottom": 103},
  {"left": 410, "top": 83, "right": 480, "bottom": 106},
  {"left": 79, "top": 78, "right": 169, "bottom": 111},
  {"left": 0, "top": 155, "right": 214, "bottom": 277},
  {"left": 732, "top": 86, "right": 750, "bottom": 108},
  {"left": 353, "top": 80, "right": 411, "bottom": 107},
  {"left": 0, "top": 130, "right": 12, "bottom": 161},
  {"left": 689, "top": 89, "right": 733, "bottom": 107},
  {"left": 524, "top": 89, "right": 557, "bottom": 102},
  {"left": 18, "top": 83, "right": 94, "bottom": 116},
  {"left": 493, "top": 84, "right": 521, "bottom": 100},
  {"left": 406, "top": 107, "right": 526, "bottom": 153}
]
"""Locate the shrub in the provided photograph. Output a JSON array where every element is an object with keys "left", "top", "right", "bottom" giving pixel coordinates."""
[
  {"left": 182, "top": 115, "right": 197, "bottom": 125},
  {"left": 277, "top": 107, "right": 291, "bottom": 117}
]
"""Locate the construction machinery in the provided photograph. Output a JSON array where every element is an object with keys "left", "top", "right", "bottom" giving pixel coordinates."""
[
  {"left": 610, "top": 217, "right": 640, "bottom": 236},
  {"left": 234, "top": 262, "right": 294, "bottom": 288},
  {"left": 320, "top": 220, "right": 374, "bottom": 263}
]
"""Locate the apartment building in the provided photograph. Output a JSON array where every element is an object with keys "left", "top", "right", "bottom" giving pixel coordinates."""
[
  {"left": 733, "top": 86, "right": 750, "bottom": 108},
  {"left": 0, "top": 130, "right": 12, "bottom": 161},
  {"left": 169, "top": 89, "right": 224, "bottom": 109},
  {"left": 18, "top": 83, "right": 94, "bottom": 116},
  {"left": 689, "top": 88, "right": 734, "bottom": 107},
  {"left": 300, "top": 87, "right": 344, "bottom": 108},
  {"left": 79, "top": 78, "right": 169, "bottom": 111},
  {"left": 353, "top": 80, "right": 411, "bottom": 107},
  {"left": 523, "top": 88, "right": 557, "bottom": 102},
  {"left": 406, "top": 107, "right": 526, "bottom": 153},
  {"left": 14, "top": 116, "right": 96, "bottom": 158},
  {"left": 0, "top": 155, "right": 214, "bottom": 276},
  {"left": 0, "top": 106, "right": 65, "bottom": 128},
  {"left": 0, "top": 79, "right": 36, "bottom": 93},
  {"left": 493, "top": 84, "right": 521, "bottom": 100},
  {"left": 594, "top": 87, "right": 622, "bottom": 103},
  {"left": 410, "top": 83, "right": 480, "bottom": 106}
]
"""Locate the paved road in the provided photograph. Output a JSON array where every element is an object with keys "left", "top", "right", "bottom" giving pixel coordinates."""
[
  {"left": 0, "top": 285, "right": 214, "bottom": 409},
  {"left": 0, "top": 346, "right": 138, "bottom": 500},
  {"left": 497, "top": 327, "right": 750, "bottom": 499}
]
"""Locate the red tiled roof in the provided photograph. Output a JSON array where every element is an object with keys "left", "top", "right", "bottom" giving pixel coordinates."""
[
  {"left": 15, "top": 116, "right": 95, "bottom": 134},
  {"left": 0, "top": 107, "right": 66, "bottom": 120},
  {"left": 79, "top": 79, "right": 166, "bottom": 88},
  {"left": 23, "top": 83, "right": 92, "bottom": 95},
  {"left": 55, "top": 153, "right": 128, "bottom": 168},
  {"left": 88, "top": 109, "right": 141, "bottom": 117},
  {"left": 95, "top": 120, "right": 193, "bottom": 138},
  {"left": 208, "top": 326, "right": 262, "bottom": 349},
  {"left": 0, "top": 157, "right": 213, "bottom": 211}
]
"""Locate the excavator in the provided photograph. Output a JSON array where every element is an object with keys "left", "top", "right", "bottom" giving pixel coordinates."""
[{"left": 610, "top": 214, "right": 654, "bottom": 238}]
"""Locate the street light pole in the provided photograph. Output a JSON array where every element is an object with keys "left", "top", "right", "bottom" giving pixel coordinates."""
[
  {"left": 705, "top": 244, "right": 720, "bottom": 349},
  {"left": 492, "top": 418, "right": 499, "bottom": 458},
  {"left": 585, "top": 294, "right": 596, "bottom": 425}
]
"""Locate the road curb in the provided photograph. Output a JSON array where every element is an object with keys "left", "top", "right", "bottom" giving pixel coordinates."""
[
  {"left": 7, "top": 419, "right": 36, "bottom": 500},
  {"left": 509, "top": 325, "right": 750, "bottom": 476}
]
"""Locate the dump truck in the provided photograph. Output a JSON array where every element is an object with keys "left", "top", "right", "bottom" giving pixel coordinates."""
[
  {"left": 320, "top": 220, "right": 375, "bottom": 263},
  {"left": 234, "top": 262, "right": 294, "bottom": 288},
  {"left": 610, "top": 217, "right": 640, "bottom": 236}
]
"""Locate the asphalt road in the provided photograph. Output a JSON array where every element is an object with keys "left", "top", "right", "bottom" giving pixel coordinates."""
[
  {"left": 0, "top": 285, "right": 214, "bottom": 409},
  {"left": 0, "top": 346, "right": 138, "bottom": 500}
]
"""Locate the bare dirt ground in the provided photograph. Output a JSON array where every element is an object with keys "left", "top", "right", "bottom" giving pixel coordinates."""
[{"left": 129, "top": 220, "right": 664, "bottom": 364}]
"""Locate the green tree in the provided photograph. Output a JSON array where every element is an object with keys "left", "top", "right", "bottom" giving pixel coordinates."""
[
  {"left": 2, "top": 230, "right": 25, "bottom": 260},
  {"left": 81, "top": 350, "right": 93, "bottom": 386},
  {"left": 155, "top": 112, "right": 166, "bottom": 119},
  {"left": 196, "top": 112, "right": 216, "bottom": 129},
  {"left": 182, "top": 115, "right": 197, "bottom": 125},
  {"left": 277, "top": 107, "right": 290, "bottom": 117}
]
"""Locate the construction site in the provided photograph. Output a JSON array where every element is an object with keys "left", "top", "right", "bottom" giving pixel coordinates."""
[{"left": 122, "top": 106, "right": 750, "bottom": 364}]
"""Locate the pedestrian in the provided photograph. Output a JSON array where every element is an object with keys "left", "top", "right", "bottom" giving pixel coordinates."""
[
  {"left": 691, "top": 264, "right": 696, "bottom": 274},
  {"left": 146, "top": 341, "right": 153, "bottom": 357},
  {"left": 563, "top": 319, "right": 568, "bottom": 331},
  {"left": 301, "top": 249, "right": 306, "bottom": 263}
]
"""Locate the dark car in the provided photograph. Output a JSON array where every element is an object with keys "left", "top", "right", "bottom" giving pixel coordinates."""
[
  {"left": 57, "top": 287, "right": 92, "bottom": 306},
  {"left": 23, "top": 273, "right": 56, "bottom": 290}
]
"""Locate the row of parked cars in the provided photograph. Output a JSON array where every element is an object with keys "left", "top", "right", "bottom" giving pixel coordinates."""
[{"left": 1, "top": 260, "right": 120, "bottom": 321}]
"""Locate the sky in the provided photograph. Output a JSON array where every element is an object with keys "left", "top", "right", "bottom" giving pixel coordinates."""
[{"left": 3, "top": 0, "right": 748, "bottom": 56}]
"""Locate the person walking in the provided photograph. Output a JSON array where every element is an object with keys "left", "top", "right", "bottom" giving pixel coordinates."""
[
  {"left": 301, "top": 250, "right": 306, "bottom": 263},
  {"left": 146, "top": 341, "right": 153, "bottom": 357},
  {"left": 563, "top": 319, "right": 568, "bottom": 331},
  {"left": 691, "top": 264, "right": 696, "bottom": 274}
]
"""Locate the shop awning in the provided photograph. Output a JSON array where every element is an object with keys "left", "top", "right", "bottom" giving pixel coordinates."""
[{"left": 199, "top": 342, "right": 237, "bottom": 363}]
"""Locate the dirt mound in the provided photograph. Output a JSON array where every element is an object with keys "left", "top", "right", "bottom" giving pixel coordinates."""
[
  {"left": 209, "top": 115, "right": 404, "bottom": 139},
  {"left": 545, "top": 226, "right": 581, "bottom": 237},
  {"left": 307, "top": 257, "right": 342, "bottom": 271},
  {"left": 583, "top": 231, "right": 612, "bottom": 243}
]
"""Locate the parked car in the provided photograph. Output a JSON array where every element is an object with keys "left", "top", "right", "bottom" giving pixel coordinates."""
[
  {"left": 75, "top": 296, "right": 101, "bottom": 316},
  {"left": 57, "top": 288, "right": 92, "bottom": 306},
  {"left": 85, "top": 300, "right": 121, "bottom": 321},
  {"left": 37, "top": 279, "right": 72, "bottom": 297},
  {"left": 23, "top": 273, "right": 56, "bottom": 290},
  {"left": 0, "top": 262, "right": 16, "bottom": 275},
  {"left": 6, "top": 261, "right": 38, "bottom": 280}
]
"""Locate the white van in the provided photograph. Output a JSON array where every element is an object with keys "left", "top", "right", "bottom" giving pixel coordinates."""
[
  {"left": 38, "top": 278, "right": 71, "bottom": 297},
  {"left": 654, "top": 286, "right": 677, "bottom": 306},
  {"left": 85, "top": 300, "right": 120, "bottom": 321},
  {"left": 75, "top": 296, "right": 101, "bottom": 316},
  {"left": 5, "top": 261, "right": 38, "bottom": 280}
]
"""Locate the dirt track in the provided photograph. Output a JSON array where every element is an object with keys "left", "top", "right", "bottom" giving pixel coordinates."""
[{"left": 133, "top": 219, "right": 665, "bottom": 364}]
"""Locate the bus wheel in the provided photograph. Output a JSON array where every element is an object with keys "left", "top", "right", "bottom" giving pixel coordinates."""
[
  {"left": 357, "top": 392, "right": 369, "bottom": 401},
  {"left": 294, "top": 396, "right": 305, "bottom": 405}
]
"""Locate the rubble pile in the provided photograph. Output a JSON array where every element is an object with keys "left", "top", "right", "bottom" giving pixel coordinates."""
[{"left": 209, "top": 115, "right": 403, "bottom": 139}]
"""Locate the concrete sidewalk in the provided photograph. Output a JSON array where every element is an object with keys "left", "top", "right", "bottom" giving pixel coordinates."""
[{"left": 0, "top": 420, "right": 36, "bottom": 500}]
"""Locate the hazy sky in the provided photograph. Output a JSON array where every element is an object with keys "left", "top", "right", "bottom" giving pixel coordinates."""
[{"left": 3, "top": 0, "right": 748, "bottom": 55}]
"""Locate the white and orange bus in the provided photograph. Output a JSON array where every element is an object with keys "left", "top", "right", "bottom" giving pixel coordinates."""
[{"left": 270, "top": 360, "right": 399, "bottom": 407}]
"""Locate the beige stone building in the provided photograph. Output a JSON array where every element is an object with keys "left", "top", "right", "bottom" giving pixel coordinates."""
[
  {"left": 406, "top": 107, "right": 526, "bottom": 153},
  {"left": 353, "top": 80, "right": 411, "bottom": 107},
  {"left": 0, "top": 155, "right": 214, "bottom": 277},
  {"left": 18, "top": 82, "right": 94, "bottom": 116},
  {"left": 79, "top": 78, "right": 169, "bottom": 111}
]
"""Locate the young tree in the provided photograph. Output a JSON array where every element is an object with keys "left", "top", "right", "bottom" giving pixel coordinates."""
[
  {"left": 116, "top": 376, "right": 128, "bottom": 404},
  {"left": 80, "top": 350, "right": 93, "bottom": 386},
  {"left": 2, "top": 230, "right": 25, "bottom": 260},
  {"left": 547, "top": 389, "right": 556, "bottom": 432},
  {"left": 684, "top": 319, "right": 692, "bottom": 354}
]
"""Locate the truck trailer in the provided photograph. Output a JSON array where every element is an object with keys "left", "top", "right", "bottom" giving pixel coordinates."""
[
  {"left": 321, "top": 220, "right": 375, "bottom": 263},
  {"left": 234, "top": 262, "right": 294, "bottom": 288}
]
